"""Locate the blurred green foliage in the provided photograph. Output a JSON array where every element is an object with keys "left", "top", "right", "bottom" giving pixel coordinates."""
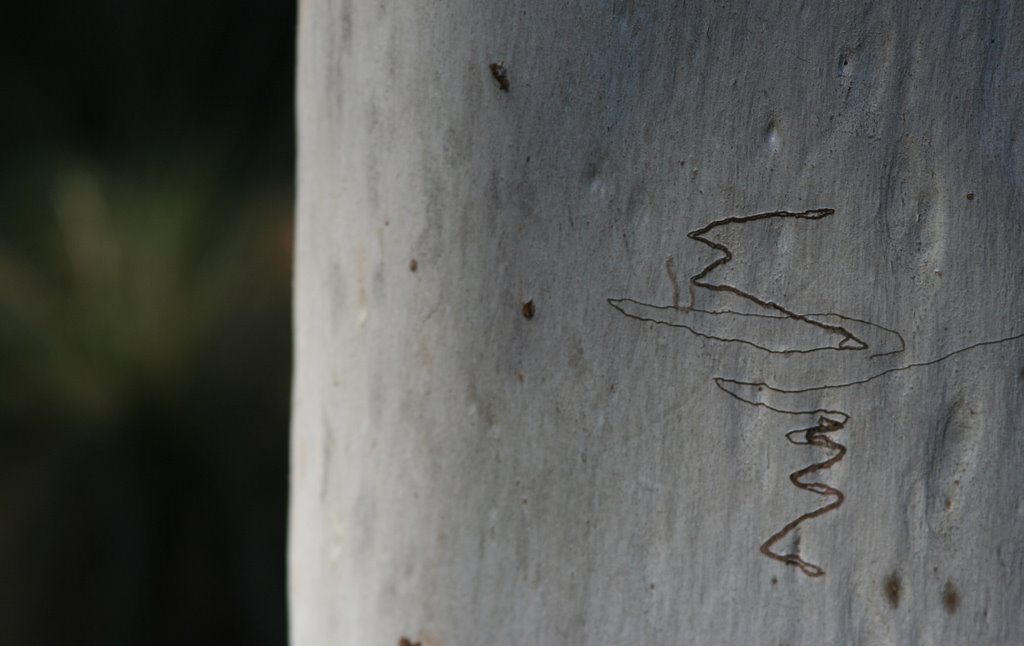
[
  {"left": 0, "top": 2, "right": 293, "bottom": 645},
  {"left": 0, "top": 161, "right": 290, "bottom": 427}
]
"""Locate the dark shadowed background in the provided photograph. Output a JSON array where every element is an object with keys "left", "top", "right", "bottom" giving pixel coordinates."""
[{"left": 0, "top": 2, "right": 294, "bottom": 644}]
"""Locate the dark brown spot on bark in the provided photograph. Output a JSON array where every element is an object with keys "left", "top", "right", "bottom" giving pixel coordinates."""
[
  {"left": 966, "top": 192, "right": 975, "bottom": 200},
  {"left": 489, "top": 62, "right": 510, "bottom": 92},
  {"left": 409, "top": 259, "right": 418, "bottom": 272},
  {"left": 884, "top": 572, "right": 901, "bottom": 608},
  {"left": 943, "top": 581, "right": 959, "bottom": 614},
  {"left": 521, "top": 300, "right": 535, "bottom": 319}
]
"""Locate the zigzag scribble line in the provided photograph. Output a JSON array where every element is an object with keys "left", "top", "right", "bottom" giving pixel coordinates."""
[{"left": 609, "top": 208, "right": 1023, "bottom": 577}]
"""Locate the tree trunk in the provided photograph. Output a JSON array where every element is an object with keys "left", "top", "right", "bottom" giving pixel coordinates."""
[{"left": 291, "top": 2, "right": 1024, "bottom": 643}]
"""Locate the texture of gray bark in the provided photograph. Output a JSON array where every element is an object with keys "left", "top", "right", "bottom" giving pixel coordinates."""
[{"left": 291, "top": 1, "right": 1024, "bottom": 643}]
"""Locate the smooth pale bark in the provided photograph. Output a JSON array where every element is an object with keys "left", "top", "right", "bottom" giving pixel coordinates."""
[{"left": 291, "top": 2, "right": 1024, "bottom": 644}]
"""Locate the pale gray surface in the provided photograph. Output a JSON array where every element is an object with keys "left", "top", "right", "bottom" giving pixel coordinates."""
[{"left": 291, "top": 2, "right": 1024, "bottom": 644}]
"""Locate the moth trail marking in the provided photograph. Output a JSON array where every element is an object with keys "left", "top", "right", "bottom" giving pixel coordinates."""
[{"left": 610, "top": 208, "right": 1023, "bottom": 577}]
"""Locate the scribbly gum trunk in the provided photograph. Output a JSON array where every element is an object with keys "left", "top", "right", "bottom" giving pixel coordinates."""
[{"left": 291, "top": 1, "right": 1024, "bottom": 644}]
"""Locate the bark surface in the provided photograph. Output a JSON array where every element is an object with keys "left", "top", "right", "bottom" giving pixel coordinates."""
[{"left": 292, "top": 2, "right": 1024, "bottom": 643}]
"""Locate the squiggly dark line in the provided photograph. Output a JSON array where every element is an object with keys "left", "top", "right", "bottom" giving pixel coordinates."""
[
  {"left": 608, "top": 298, "right": 907, "bottom": 357},
  {"left": 688, "top": 209, "right": 869, "bottom": 350},
  {"left": 609, "top": 208, "right": 1022, "bottom": 577},
  {"left": 765, "top": 416, "right": 847, "bottom": 577},
  {"left": 718, "top": 331, "right": 1024, "bottom": 395}
]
